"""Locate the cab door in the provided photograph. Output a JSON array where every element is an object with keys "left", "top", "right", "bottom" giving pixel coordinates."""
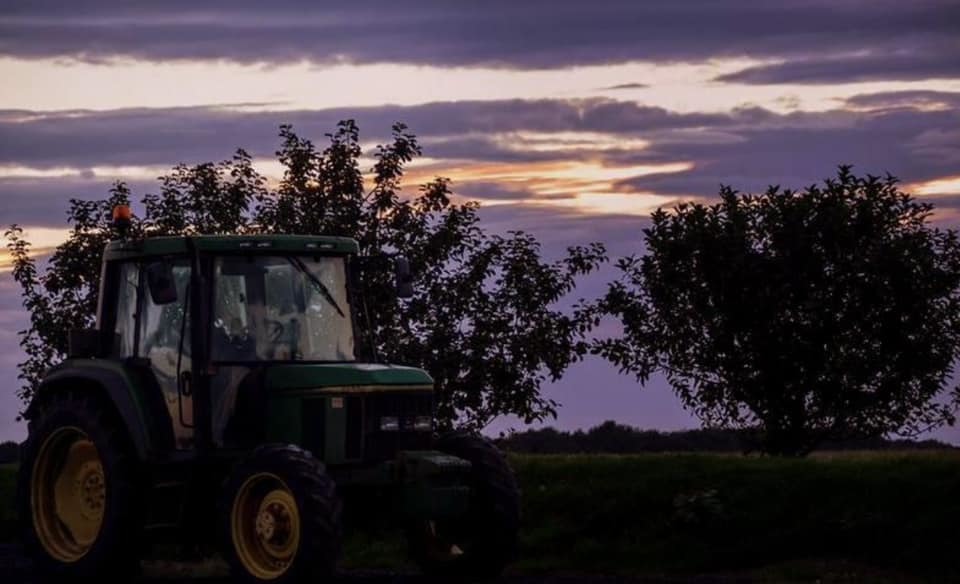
[
  {"left": 100, "top": 258, "right": 195, "bottom": 450},
  {"left": 137, "top": 259, "right": 195, "bottom": 449},
  {"left": 208, "top": 257, "right": 263, "bottom": 448}
]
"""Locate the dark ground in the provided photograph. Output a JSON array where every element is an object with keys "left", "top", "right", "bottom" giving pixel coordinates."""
[
  {"left": 5, "top": 454, "right": 957, "bottom": 583},
  {"left": 5, "top": 544, "right": 894, "bottom": 584},
  {"left": 0, "top": 544, "right": 748, "bottom": 584}
]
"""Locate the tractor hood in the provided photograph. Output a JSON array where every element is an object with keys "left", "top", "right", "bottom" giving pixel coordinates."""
[{"left": 264, "top": 363, "right": 434, "bottom": 392}]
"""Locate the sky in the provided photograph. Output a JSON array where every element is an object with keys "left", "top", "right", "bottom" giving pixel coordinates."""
[{"left": 1, "top": 1, "right": 959, "bottom": 443}]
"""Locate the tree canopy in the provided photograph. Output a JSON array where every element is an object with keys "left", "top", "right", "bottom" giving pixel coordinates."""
[
  {"left": 6, "top": 121, "right": 605, "bottom": 430},
  {"left": 596, "top": 167, "right": 960, "bottom": 455}
]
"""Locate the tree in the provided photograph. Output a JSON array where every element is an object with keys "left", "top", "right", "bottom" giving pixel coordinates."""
[
  {"left": 7, "top": 121, "right": 605, "bottom": 430},
  {"left": 597, "top": 167, "right": 960, "bottom": 455}
]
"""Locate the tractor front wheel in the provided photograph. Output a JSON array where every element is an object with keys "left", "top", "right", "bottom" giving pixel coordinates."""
[
  {"left": 408, "top": 431, "right": 521, "bottom": 581},
  {"left": 220, "top": 444, "right": 342, "bottom": 583}
]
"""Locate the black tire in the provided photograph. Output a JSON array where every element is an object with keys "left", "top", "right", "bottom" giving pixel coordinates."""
[
  {"left": 409, "top": 431, "right": 521, "bottom": 581},
  {"left": 16, "top": 390, "right": 142, "bottom": 582},
  {"left": 220, "top": 444, "right": 342, "bottom": 583}
]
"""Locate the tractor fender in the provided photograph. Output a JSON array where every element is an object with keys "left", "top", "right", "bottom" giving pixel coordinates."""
[{"left": 27, "top": 361, "right": 174, "bottom": 460}]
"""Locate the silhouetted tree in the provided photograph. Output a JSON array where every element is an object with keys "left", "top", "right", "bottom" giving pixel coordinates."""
[
  {"left": 496, "top": 421, "right": 955, "bottom": 454},
  {"left": 597, "top": 167, "right": 960, "bottom": 455},
  {"left": 6, "top": 122, "right": 605, "bottom": 430}
]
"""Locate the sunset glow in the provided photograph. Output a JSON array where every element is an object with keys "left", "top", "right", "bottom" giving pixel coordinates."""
[
  {"left": 4, "top": 56, "right": 960, "bottom": 115},
  {"left": 0, "top": 227, "right": 70, "bottom": 271},
  {"left": 911, "top": 176, "right": 960, "bottom": 196}
]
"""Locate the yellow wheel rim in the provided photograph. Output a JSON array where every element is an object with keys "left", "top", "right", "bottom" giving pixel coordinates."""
[
  {"left": 31, "top": 426, "right": 106, "bottom": 563},
  {"left": 231, "top": 473, "right": 300, "bottom": 580}
]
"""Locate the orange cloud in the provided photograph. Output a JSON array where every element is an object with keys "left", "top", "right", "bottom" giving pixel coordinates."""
[
  {"left": 403, "top": 158, "right": 694, "bottom": 216},
  {"left": 0, "top": 227, "right": 70, "bottom": 273},
  {"left": 909, "top": 176, "right": 960, "bottom": 196}
]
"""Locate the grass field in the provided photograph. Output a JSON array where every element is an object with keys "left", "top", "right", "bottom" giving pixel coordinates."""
[
  {"left": 3, "top": 452, "right": 959, "bottom": 582},
  {"left": 509, "top": 452, "right": 960, "bottom": 581}
]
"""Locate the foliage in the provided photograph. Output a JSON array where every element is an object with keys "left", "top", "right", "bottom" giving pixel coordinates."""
[
  {"left": 6, "top": 122, "right": 605, "bottom": 429},
  {"left": 498, "top": 422, "right": 744, "bottom": 453},
  {"left": 597, "top": 167, "right": 960, "bottom": 455},
  {"left": 495, "top": 421, "right": 955, "bottom": 454},
  {"left": 5, "top": 185, "right": 131, "bottom": 407}
]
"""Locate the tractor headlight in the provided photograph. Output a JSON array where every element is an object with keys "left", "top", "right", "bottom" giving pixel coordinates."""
[
  {"left": 379, "top": 416, "right": 400, "bottom": 431},
  {"left": 412, "top": 416, "right": 433, "bottom": 432}
]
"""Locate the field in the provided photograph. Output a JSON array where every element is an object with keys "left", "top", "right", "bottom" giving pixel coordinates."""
[
  {"left": 508, "top": 452, "right": 960, "bottom": 581},
  {"left": 2, "top": 452, "right": 959, "bottom": 582}
]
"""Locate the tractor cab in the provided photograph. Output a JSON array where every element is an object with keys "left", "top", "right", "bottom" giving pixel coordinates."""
[{"left": 92, "top": 233, "right": 432, "bottom": 461}]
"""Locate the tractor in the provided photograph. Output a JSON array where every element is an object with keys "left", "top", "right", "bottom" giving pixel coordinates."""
[{"left": 16, "top": 206, "right": 520, "bottom": 582}]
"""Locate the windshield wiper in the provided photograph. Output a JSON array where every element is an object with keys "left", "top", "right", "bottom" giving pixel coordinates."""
[{"left": 287, "top": 257, "right": 346, "bottom": 318}]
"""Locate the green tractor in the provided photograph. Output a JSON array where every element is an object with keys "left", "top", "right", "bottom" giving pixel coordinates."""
[{"left": 16, "top": 210, "right": 520, "bottom": 582}]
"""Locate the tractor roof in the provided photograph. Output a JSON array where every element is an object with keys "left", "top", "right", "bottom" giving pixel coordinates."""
[{"left": 104, "top": 234, "right": 359, "bottom": 261}]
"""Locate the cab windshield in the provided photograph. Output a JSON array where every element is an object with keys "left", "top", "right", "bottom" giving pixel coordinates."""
[{"left": 212, "top": 254, "right": 355, "bottom": 362}]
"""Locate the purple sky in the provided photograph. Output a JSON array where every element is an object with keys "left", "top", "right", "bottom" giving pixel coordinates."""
[{"left": 1, "top": 1, "right": 959, "bottom": 443}]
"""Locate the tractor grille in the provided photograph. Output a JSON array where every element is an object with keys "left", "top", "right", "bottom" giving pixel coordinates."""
[
  {"left": 301, "top": 391, "right": 434, "bottom": 464},
  {"left": 363, "top": 392, "right": 434, "bottom": 462}
]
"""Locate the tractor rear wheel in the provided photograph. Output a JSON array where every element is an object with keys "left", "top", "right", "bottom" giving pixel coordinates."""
[
  {"left": 408, "top": 431, "right": 520, "bottom": 581},
  {"left": 220, "top": 444, "right": 342, "bottom": 583},
  {"left": 17, "top": 391, "right": 142, "bottom": 581}
]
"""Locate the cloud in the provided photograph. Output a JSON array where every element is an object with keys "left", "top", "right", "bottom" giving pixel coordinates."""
[
  {"left": 843, "top": 90, "right": 960, "bottom": 111},
  {"left": 716, "top": 50, "right": 960, "bottom": 85},
  {"left": 1, "top": 1, "right": 958, "bottom": 80},
  {"left": 616, "top": 106, "right": 960, "bottom": 198},
  {"left": 601, "top": 83, "right": 649, "bottom": 90},
  {"left": 0, "top": 94, "right": 957, "bottom": 231},
  {"left": 911, "top": 179, "right": 960, "bottom": 198},
  {"left": 0, "top": 176, "right": 158, "bottom": 225},
  {"left": 456, "top": 181, "right": 542, "bottom": 202},
  {"left": 0, "top": 100, "right": 738, "bottom": 169}
]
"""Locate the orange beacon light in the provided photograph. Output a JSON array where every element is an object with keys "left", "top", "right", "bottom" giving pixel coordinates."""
[{"left": 112, "top": 204, "right": 132, "bottom": 236}]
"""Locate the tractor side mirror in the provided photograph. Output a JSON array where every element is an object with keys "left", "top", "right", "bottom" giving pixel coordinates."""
[
  {"left": 394, "top": 256, "right": 414, "bottom": 299},
  {"left": 146, "top": 261, "right": 179, "bottom": 305}
]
